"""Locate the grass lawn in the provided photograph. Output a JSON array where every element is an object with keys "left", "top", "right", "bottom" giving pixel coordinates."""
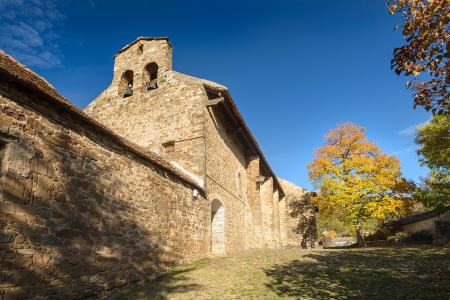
[{"left": 111, "top": 247, "right": 450, "bottom": 299}]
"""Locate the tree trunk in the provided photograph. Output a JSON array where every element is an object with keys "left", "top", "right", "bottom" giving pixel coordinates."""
[{"left": 356, "top": 224, "right": 366, "bottom": 247}]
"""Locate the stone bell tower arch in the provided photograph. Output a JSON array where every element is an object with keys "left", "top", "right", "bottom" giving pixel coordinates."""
[{"left": 110, "top": 37, "right": 172, "bottom": 97}]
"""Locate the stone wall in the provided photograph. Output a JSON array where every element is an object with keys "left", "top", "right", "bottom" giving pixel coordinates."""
[
  {"left": 279, "top": 178, "right": 317, "bottom": 247},
  {"left": 85, "top": 39, "right": 261, "bottom": 254},
  {"left": 279, "top": 195, "right": 288, "bottom": 246},
  {"left": 85, "top": 37, "right": 301, "bottom": 254},
  {"left": 0, "top": 52, "right": 209, "bottom": 299},
  {"left": 260, "top": 177, "right": 275, "bottom": 248},
  {"left": 245, "top": 156, "right": 263, "bottom": 248},
  {"left": 273, "top": 189, "right": 281, "bottom": 247},
  {"left": 0, "top": 37, "right": 318, "bottom": 298},
  {"left": 204, "top": 100, "right": 249, "bottom": 253},
  {"left": 85, "top": 39, "right": 206, "bottom": 178}
]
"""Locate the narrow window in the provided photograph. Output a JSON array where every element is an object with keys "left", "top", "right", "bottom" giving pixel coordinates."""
[
  {"left": 0, "top": 141, "right": 7, "bottom": 196},
  {"left": 119, "top": 70, "right": 134, "bottom": 97},
  {"left": 137, "top": 44, "right": 144, "bottom": 55},
  {"left": 144, "top": 62, "right": 158, "bottom": 90},
  {"left": 0, "top": 141, "right": 6, "bottom": 171},
  {"left": 162, "top": 141, "right": 175, "bottom": 153},
  {"left": 237, "top": 172, "right": 242, "bottom": 198}
]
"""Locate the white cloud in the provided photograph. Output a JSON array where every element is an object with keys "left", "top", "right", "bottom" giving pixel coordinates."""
[
  {"left": 398, "top": 121, "right": 429, "bottom": 136},
  {"left": 0, "top": 0, "right": 65, "bottom": 69},
  {"left": 393, "top": 144, "right": 416, "bottom": 156}
]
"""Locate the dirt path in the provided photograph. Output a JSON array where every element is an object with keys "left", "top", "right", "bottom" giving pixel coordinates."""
[{"left": 111, "top": 247, "right": 450, "bottom": 299}]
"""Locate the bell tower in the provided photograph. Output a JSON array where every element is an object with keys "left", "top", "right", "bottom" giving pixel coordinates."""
[{"left": 111, "top": 37, "right": 173, "bottom": 97}]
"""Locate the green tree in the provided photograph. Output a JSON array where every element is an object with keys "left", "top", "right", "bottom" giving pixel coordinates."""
[
  {"left": 388, "top": 0, "right": 449, "bottom": 114},
  {"left": 415, "top": 114, "right": 450, "bottom": 208}
]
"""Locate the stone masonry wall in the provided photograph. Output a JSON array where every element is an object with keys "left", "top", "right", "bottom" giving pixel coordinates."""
[
  {"left": 272, "top": 189, "right": 281, "bottom": 247},
  {"left": 85, "top": 39, "right": 256, "bottom": 255},
  {"left": 245, "top": 156, "right": 263, "bottom": 248},
  {"left": 279, "top": 178, "right": 317, "bottom": 247},
  {"left": 260, "top": 177, "right": 275, "bottom": 248},
  {"left": 204, "top": 105, "right": 248, "bottom": 254},
  {"left": 85, "top": 40, "right": 206, "bottom": 178},
  {"left": 85, "top": 37, "right": 312, "bottom": 254},
  {"left": 0, "top": 54, "right": 209, "bottom": 299},
  {"left": 279, "top": 195, "right": 288, "bottom": 246}
]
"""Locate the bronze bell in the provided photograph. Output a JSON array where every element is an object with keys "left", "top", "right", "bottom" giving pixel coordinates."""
[
  {"left": 147, "top": 79, "right": 158, "bottom": 90},
  {"left": 124, "top": 85, "right": 133, "bottom": 97}
]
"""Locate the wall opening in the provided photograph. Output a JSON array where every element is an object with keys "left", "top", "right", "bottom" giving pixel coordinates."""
[
  {"left": 119, "top": 70, "right": 134, "bottom": 97},
  {"left": 144, "top": 62, "right": 158, "bottom": 90},
  {"left": 205, "top": 87, "right": 222, "bottom": 100},
  {"left": 0, "top": 141, "right": 6, "bottom": 163},
  {"left": 237, "top": 172, "right": 242, "bottom": 199},
  {"left": 0, "top": 141, "right": 7, "bottom": 197},
  {"left": 162, "top": 141, "right": 175, "bottom": 153},
  {"left": 211, "top": 199, "right": 225, "bottom": 254},
  {"left": 137, "top": 44, "right": 144, "bottom": 55}
]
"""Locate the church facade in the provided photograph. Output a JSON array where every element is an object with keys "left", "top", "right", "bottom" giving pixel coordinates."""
[{"left": 0, "top": 37, "right": 316, "bottom": 298}]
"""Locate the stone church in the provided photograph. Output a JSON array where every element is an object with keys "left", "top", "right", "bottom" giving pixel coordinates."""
[{"left": 0, "top": 37, "right": 316, "bottom": 298}]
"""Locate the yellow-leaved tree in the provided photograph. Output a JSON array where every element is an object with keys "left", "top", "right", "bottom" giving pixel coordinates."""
[{"left": 307, "top": 123, "right": 415, "bottom": 246}]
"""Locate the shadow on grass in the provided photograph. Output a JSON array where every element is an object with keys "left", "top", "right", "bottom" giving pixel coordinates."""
[
  {"left": 111, "top": 258, "right": 210, "bottom": 299},
  {"left": 264, "top": 248, "right": 450, "bottom": 299}
]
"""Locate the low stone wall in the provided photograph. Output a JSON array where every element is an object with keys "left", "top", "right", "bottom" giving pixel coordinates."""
[
  {"left": 0, "top": 52, "right": 209, "bottom": 299},
  {"left": 323, "top": 237, "right": 357, "bottom": 248},
  {"left": 279, "top": 179, "right": 317, "bottom": 248},
  {"left": 434, "top": 221, "right": 450, "bottom": 246}
]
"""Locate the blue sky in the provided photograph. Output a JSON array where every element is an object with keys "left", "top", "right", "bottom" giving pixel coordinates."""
[{"left": 0, "top": 0, "right": 431, "bottom": 189}]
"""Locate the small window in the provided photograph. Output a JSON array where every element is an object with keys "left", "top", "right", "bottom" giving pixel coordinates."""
[
  {"left": 237, "top": 172, "right": 242, "bottom": 198},
  {"left": 162, "top": 141, "right": 175, "bottom": 153},
  {"left": 119, "top": 70, "right": 134, "bottom": 97},
  {"left": 137, "top": 44, "right": 144, "bottom": 55},
  {"left": 0, "top": 141, "right": 7, "bottom": 195},
  {"left": 0, "top": 141, "right": 6, "bottom": 171},
  {"left": 144, "top": 62, "right": 158, "bottom": 90}
]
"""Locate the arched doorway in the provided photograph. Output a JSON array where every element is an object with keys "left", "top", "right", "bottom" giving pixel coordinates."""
[{"left": 211, "top": 199, "right": 225, "bottom": 254}]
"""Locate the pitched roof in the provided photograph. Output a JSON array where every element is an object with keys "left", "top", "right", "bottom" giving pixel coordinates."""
[
  {"left": 169, "top": 71, "right": 286, "bottom": 196},
  {"left": 397, "top": 206, "right": 450, "bottom": 225},
  {"left": 204, "top": 84, "right": 286, "bottom": 197},
  {"left": 115, "top": 36, "right": 172, "bottom": 56}
]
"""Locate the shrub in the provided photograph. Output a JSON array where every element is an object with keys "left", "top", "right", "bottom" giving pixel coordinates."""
[
  {"left": 387, "top": 232, "right": 409, "bottom": 242},
  {"left": 387, "top": 230, "right": 433, "bottom": 245},
  {"left": 366, "top": 229, "right": 389, "bottom": 241},
  {"left": 406, "top": 230, "right": 433, "bottom": 244}
]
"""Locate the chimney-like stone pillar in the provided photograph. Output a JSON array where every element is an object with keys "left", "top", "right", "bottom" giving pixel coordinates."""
[
  {"left": 260, "top": 176, "right": 274, "bottom": 248},
  {"left": 273, "top": 188, "right": 281, "bottom": 248},
  {"left": 279, "top": 195, "right": 288, "bottom": 247},
  {"left": 246, "top": 156, "right": 262, "bottom": 248},
  {"left": 111, "top": 38, "right": 173, "bottom": 97}
]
